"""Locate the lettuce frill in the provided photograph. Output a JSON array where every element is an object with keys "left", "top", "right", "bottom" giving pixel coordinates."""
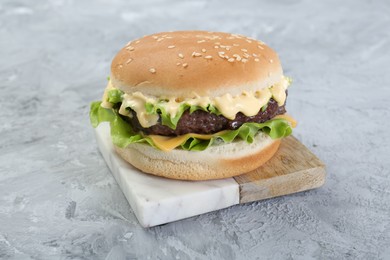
[{"left": 90, "top": 101, "right": 292, "bottom": 151}]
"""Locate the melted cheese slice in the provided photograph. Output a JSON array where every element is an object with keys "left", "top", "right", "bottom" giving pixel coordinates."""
[
  {"left": 149, "top": 114, "right": 297, "bottom": 152},
  {"left": 149, "top": 133, "right": 216, "bottom": 152}
]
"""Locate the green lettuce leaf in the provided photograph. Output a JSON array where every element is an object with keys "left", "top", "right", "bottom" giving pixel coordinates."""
[
  {"left": 90, "top": 101, "right": 115, "bottom": 128},
  {"left": 90, "top": 101, "right": 292, "bottom": 151},
  {"left": 90, "top": 101, "right": 157, "bottom": 149},
  {"left": 180, "top": 118, "right": 292, "bottom": 151},
  {"left": 107, "top": 89, "right": 124, "bottom": 103},
  {"left": 143, "top": 101, "right": 218, "bottom": 130}
]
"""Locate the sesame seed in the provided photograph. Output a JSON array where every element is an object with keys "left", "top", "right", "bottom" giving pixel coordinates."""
[
  {"left": 243, "top": 53, "right": 250, "bottom": 58},
  {"left": 152, "top": 36, "right": 158, "bottom": 39},
  {"left": 233, "top": 43, "right": 239, "bottom": 47},
  {"left": 269, "top": 59, "right": 274, "bottom": 63},
  {"left": 228, "top": 58, "right": 235, "bottom": 62},
  {"left": 192, "top": 52, "right": 202, "bottom": 57},
  {"left": 231, "top": 34, "right": 242, "bottom": 39},
  {"left": 252, "top": 53, "right": 258, "bottom": 57},
  {"left": 176, "top": 62, "right": 181, "bottom": 66},
  {"left": 126, "top": 58, "right": 133, "bottom": 64},
  {"left": 227, "top": 36, "right": 235, "bottom": 39},
  {"left": 178, "top": 53, "right": 184, "bottom": 59},
  {"left": 205, "top": 55, "right": 213, "bottom": 59},
  {"left": 135, "top": 40, "right": 140, "bottom": 44},
  {"left": 126, "top": 46, "right": 135, "bottom": 51},
  {"left": 168, "top": 45, "right": 175, "bottom": 49},
  {"left": 125, "top": 41, "right": 132, "bottom": 47},
  {"left": 165, "top": 36, "right": 173, "bottom": 39},
  {"left": 241, "top": 48, "right": 248, "bottom": 52},
  {"left": 157, "top": 38, "right": 164, "bottom": 42},
  {"left": 197, "top": 40, "right": 206, "bottom": 43},
  {"left": 242, "top": 58, "right": 248, "bottom": 63},
  {"left": 202, "top": 48, "right": 206, "bottom": 53},
  {"left": 226, "top": 47, "right": 230, "bottom": 51},
  {"left": 215, "top": 42, "right": 221, "bottom": 45},
  {"left": 255, "top": 58, "right": 260, "bottom": 62},
  {"left": 182, "top": 63, "right": 188, "bottom": 68},
  {"left": 233, "top": 54, "right": 241, "bottom": 61},
  {"left": 149, "top": 68, "right": 156, "bottom": 73},
  {"left": 257, "top": 45, "right": 264, "bottom": 49},
  {"left": 218, "top": 51, "right": 225, "bottom": 55},
  {"left": 246, "top": 39, "right": 252, "bottom": 43},
  {"left": 214, "top": 46, "right": 219, "bottom": 49}
]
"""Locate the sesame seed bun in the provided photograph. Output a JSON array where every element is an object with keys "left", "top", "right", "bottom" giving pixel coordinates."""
[
  {"left": 104, "top": 31, "right": 289, "bottom": 181},
  {"left": 114, "top": 132, "right": 281, "bottom": 180},
  {"left": 111, "top": 31, "right": 283, "bottom": 97}
]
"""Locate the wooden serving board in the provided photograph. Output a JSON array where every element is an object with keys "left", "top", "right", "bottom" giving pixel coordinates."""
[
  {"left": 235, "top": 135, "right": 326, "bottom": 203},
  {"left": 95, "top": 123, "right": 326, "bottom": 227}
]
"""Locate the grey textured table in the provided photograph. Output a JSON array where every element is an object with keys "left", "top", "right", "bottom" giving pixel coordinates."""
[{"left": 1, "top": 0, "right": 389, "bottom": 259}]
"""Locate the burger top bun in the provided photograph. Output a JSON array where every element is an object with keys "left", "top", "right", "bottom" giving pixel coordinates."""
[{"left": 110, "top": 31, "right": 283, "bottom": 98}]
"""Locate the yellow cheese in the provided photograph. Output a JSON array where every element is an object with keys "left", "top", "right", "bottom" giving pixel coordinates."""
[
  {"left": 274, "top": 114, "right": 297, "bottom": 128},
  {"left": 149, "top": 133, "right": 214, "bottom": 152}
]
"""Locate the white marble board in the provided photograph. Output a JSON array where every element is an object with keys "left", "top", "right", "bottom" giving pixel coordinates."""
[{"left": 95, "top": 123, "right": 240, "bottom": 227}]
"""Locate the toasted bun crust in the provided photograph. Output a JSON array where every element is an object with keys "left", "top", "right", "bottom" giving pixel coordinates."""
[
  {"left": 114, "top": 133, "right": 281, "bottom": 180},
  {"left": 111, "top": 31, "right": 283, "bottom": 98}
]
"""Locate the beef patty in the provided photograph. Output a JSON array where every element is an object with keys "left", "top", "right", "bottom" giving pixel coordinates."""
[{"left": 122, "top": 96, "right": 287, "bottom": 136}]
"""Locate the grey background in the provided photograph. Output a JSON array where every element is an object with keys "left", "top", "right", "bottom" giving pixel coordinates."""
[{"left": 1, "top": 0, "right": 390, "bottom": 259}]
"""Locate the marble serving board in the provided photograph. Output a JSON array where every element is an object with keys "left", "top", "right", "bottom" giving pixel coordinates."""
[{"left": 95, "top": 123, "right": 326, "bottom": 227}]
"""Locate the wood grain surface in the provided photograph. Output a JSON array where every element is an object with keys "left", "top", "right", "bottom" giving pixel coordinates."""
[{"left": 234, "top": 136, "right": 326, "bottom": 204}]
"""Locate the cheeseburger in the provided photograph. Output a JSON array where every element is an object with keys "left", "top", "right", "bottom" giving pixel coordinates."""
[{"left": 90, "top": 31, "right": 296, "bottom": 180}]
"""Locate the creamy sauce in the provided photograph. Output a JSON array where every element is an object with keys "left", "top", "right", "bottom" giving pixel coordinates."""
[
  {"left": 101, "top": 76, "right": 290, "bottom": 127},
  {"left": 165, "top": 98, "right": 182, "bottom": 118},
  {"left": 119, "top": 92, "right": 159, "bottom": 127},
  {"left": 270, "top": 76, "right": 289, "bottom": 105},
  {"left": 101, "top": 81, "right": 115, "bottom": 109},
  {"left": 214, "top": 89, "right": 273, "bottom": 119},
  {"left": 186, "top": 94, "right": 211, "bottom": 108}
]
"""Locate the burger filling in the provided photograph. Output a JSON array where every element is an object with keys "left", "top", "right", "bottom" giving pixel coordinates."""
[
  {"left": 90, "top": 77, "right": 294, "bottom": 151},
  {"left": 126, "top": 97, "right": 286, "bottom": 136}
]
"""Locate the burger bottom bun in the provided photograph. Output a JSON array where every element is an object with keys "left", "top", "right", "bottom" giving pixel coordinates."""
[{"left": 114, "top": 132, "right": 281, "bottom": 181}]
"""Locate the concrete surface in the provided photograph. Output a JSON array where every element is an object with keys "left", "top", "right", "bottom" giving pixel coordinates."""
[{"left": 0, "top": 0, "right": 389, "bottom": 259}]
